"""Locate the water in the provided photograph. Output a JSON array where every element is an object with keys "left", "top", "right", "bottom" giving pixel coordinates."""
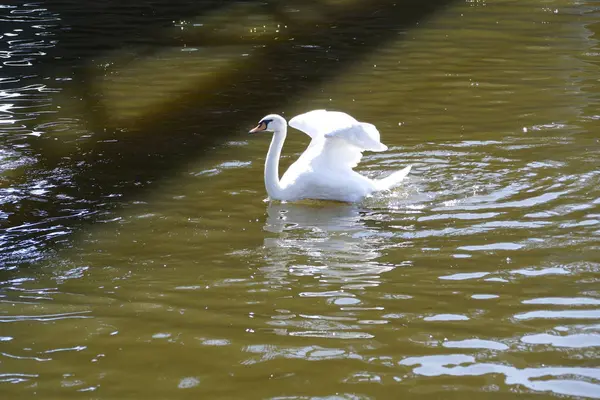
[{"left": 1, "top": 0, "right": 599, "bottom": 398}]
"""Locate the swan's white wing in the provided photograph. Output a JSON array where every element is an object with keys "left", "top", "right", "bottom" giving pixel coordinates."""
[
  {"left": 288, "top": 110, "right": 358, "bottom": 139},
  {"left": 288, "top": 109, "right": 388, "bottom": 171},
  {"left": 325, "top": 122, "right": 388, "bottom": 152},
  {"left": 309, "top": 124, "right": 387, "bottom": 171}
]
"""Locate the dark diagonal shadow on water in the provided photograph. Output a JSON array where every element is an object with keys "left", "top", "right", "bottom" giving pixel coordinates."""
[{"left": 0, "top": 0, "right": 457, "bottom": 270}]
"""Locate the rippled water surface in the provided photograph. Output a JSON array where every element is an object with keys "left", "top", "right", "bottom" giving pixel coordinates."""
[{"left": 1, "top": 0, "right": 599, "bottom": 398}]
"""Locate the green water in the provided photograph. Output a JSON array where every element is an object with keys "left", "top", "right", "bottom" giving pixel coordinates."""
[{"left": 1, "top": 0, "right": 599, "bottom": 398}]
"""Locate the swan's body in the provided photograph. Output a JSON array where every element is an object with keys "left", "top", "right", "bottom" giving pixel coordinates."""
[{"left": 249, "top": 110, "right": 411, "bottom": 203}]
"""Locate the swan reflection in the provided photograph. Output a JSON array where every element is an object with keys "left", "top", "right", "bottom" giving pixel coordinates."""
[
  {"left": 242, "top": 202, "right": 400, "bottom": 364},
  {"left": 261, "top": 202, "right": 396, "bottom": 288},
  {"left": 264, "top": 201, "right": 367, "bottom": 233}
]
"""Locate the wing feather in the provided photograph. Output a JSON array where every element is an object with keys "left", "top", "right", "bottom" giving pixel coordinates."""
[
  {"left": 288, "top": 110, "right": 358, "bottom": 139},
  {"left": 288, "top": 109, "right": 388, "bottom": 171},
  {"left": 324, "top": 123, "right": 387, "bottom": 152}
]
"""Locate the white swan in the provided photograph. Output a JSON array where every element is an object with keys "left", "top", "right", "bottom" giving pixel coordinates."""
[{"left": 249, "top": 109, "right": 412, "bottom": 202}]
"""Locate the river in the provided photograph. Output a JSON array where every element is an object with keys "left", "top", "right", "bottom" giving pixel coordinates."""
[{"left": 1, "top": 0, "right": 599, "bottom": 398}]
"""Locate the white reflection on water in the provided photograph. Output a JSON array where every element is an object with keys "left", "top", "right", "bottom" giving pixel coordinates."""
[
  {"left": 243, "top": 344, "right": 363, "bottom": 365},
  {"left": 514, "top": 310, "right": 600, "bottom": 321},
  {"left": 264, "top": 202, "right": 368, "bottom": 234},
  {"left": 258, "top": 202, "right": 401, "bottom": 339},
  {"left": 399, "top": 354, "right": 600, "bottom": 399},
  {"left": 262, "top": 202, "right": 396, "bottom": 284},
  {"left": 521, "top": 333, "right": 600, "bottom": 348},
  {"left": 442, "top": 338, "right": 509, "bottom": 350}
]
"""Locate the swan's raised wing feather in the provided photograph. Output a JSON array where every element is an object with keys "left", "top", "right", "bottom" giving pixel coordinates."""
[
  {"left": 324, "top": 123, "right": 388, "bottom": 152},
  {"left": 310, "top": 124, "right": 388, "bottom": 170},
  {"left": 289, "top": 110, "right": 358, "bottom": 139},
  {"left": 289, "top": 109, "right": 388, "bottom": 171}
]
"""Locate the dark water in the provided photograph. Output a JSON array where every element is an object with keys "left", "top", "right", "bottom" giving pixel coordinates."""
[{"left": 1, "top": 0, "right": 599, "bottom": 398}]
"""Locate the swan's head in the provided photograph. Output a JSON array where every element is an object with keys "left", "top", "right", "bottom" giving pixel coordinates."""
[{"left": 249, "top": 114, "right": 286, "bottom": 134}]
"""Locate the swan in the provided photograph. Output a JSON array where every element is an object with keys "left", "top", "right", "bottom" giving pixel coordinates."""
[{"left": 249, "top": 109, "right": 412, "bottom": 203}]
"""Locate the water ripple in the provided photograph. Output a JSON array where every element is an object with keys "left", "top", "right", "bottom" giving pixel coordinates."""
[
  {"left": 399, "top": 354, "right": 600, "bottom": 398},
  {"left": 514, "top": 310, "right": 600, "bottom": 321},
  {"left": 521, "top": 333, "right": 600, "bottom": 348},
  {"left": 442, "top": 339, "right": 509, "bottom": 351},
  {"left": 522, "top": 297, "right": 600, "bottom": 306},
  {"left": 0, "top": 311, "right": 92, "bottom": 323}
]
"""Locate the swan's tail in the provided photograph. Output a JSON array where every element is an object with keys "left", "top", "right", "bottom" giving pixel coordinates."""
[{"left": 375, "top": 165, "right": 412, "bottom": 191}]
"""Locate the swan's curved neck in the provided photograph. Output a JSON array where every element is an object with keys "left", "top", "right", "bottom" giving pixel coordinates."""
[{"left": 264, "top": 126, "right": 287, "bottom": 199}]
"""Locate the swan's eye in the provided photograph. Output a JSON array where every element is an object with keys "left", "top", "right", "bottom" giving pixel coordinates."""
[{"left": 261, "top": 119, "right": 272, "bottom": 127}]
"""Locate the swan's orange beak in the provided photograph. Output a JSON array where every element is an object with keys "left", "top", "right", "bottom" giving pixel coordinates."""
[{"left": 249, "top": 121, "right": 267, "bottom": 134}]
